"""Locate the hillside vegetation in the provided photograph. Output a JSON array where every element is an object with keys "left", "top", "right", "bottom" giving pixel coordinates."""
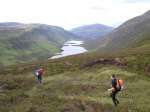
[
  {"left": 0, "top": 23, "right": 77, "bottom": 66},
  {"left": 94, "top": 10, "right": 150, "bottom": 52},
  {"left": 0, "top": 48, "right": 150, "bottom": 112}
]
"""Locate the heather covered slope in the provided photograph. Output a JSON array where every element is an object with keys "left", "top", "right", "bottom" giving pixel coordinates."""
[
  {"left": 0, "top": 23, "right": 77, "bottom": 66},
  {"left": 0, "top": 49, "right": 150, "bottom": 112}
]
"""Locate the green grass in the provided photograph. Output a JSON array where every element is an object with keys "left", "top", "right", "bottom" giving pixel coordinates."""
[
  {"left": 0, "top": 39, "right": 60, "bottom": 66},
  {"left": 0, "top": 49, "right": 150, "bottom": 112}
]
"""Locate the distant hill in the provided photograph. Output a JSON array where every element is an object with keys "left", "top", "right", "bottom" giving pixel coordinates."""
[
  {"left": 0, "top": 22, "right": 25, "bottom": 28},
  {"left": 98, "top": 10, "right": 150, "bottom": 52},
  {"left": 0, "top": 22, "right": 77, "bottom": 66},
  {"left": 71, "top": 24, "right": 114, "bottom": 40}
]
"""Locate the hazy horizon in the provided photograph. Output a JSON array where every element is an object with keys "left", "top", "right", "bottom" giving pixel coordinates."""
[{"left": 0, "top": 0, "right": 150, "bottom": 29}]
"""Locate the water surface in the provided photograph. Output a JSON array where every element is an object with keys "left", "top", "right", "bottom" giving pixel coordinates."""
[{"left": 50, "top": 41, "right": 87, "bottom": 59}]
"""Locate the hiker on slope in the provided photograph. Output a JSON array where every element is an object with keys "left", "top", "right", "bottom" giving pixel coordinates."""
[
  {"left": 108, "top": 74, "right": 123, "bottom": 106},
  {"left": 35, "top": 67, "right": 44, "bottom": 84}
]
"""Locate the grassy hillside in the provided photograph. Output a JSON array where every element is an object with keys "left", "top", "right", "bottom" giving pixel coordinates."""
[
  {"left": 0, "top": 48, "right": 150, "bottom": 112},
  {"left": 0, "top": 23, "right": 77, "bottom": 66},
  {"left": 95, "top": 10, "right": 150, "bottom": 52}
]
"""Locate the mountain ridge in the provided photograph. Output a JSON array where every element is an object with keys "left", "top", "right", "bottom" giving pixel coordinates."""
[
  {"left": 97, "top": 10, "right": 150, "bottom": 51},
  {"left": 71, "top": 23, "right": 114, "bottom": 40}
]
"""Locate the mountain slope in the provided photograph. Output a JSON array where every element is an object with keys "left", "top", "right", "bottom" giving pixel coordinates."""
[
  {"left": 71, "top": 24, "right": 114, "bottom": 40},
  {"left": 0, "top": 23, "right": 77, "bottom": 66},
  {"left": 1, "top": 46, "right": 150, "bottom": 112},
  {"left": 98, "top": 10, "right": 150, "bottom": 51}
]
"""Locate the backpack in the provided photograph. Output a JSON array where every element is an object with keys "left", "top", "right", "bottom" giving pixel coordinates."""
[
  {"left": 34, "top": 68, "right": 40, "bottom": 76},
  {"left": 35, "top": 71, "right": 39, "bottom": 76},
  {"left": 38, "top": 68, "right": 44, "bottom": 75},
  {"left": 116, "top": 79, "right": 124, "bottom": 91}
]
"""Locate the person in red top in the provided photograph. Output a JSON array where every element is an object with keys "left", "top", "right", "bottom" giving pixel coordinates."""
[{"left": 37, "top": 68, "right": 44, "bottom": 84}]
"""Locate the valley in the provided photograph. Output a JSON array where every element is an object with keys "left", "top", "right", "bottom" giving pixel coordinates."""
[{"left": 0, "top": 23, "right": 78, "bottom": 66}]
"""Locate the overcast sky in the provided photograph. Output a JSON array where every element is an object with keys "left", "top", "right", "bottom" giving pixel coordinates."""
[{"left": 0, "top": 0, "right": 149, "bottom": 29}]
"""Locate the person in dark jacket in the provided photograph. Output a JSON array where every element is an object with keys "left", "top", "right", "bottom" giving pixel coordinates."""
[{"left": 108, "top": 74, "right": 120, "bottom": 106}]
